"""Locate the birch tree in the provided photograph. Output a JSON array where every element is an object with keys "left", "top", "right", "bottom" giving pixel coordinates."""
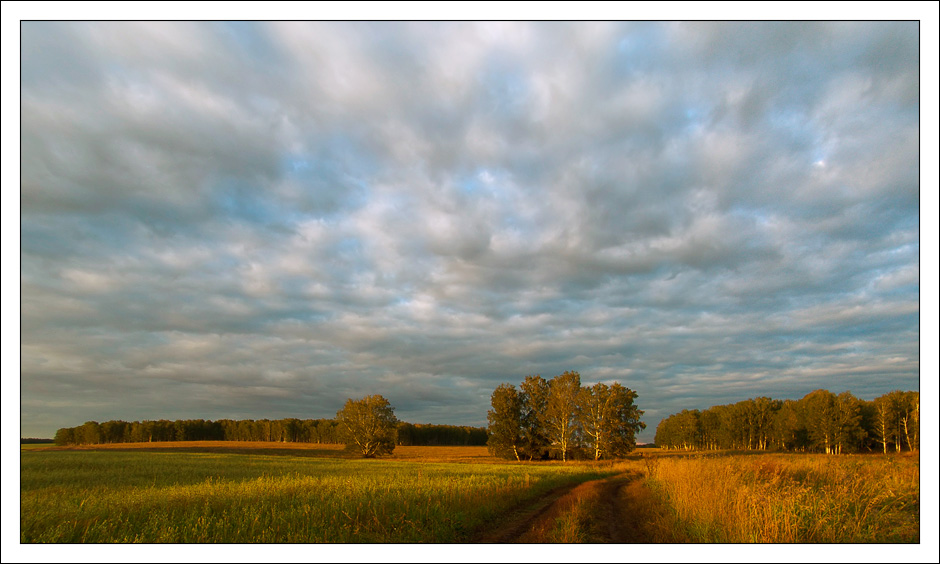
[
  {"left": 579, "top": 382, "right": 645, "bottom": 459},
  {"left": 579, "top": 382, "right": 613, "bottom": 460},
  {"left": 486, "top": 383, "right": 523, "bottom": 460},
  {"left": 543, "top": 371, "right": 582, "bottom": 461},
  {"left": 873, "top": 394, "right": 896, "bottom": 454},
  {"left": 519, "top": 374, "right": 551, "bottom": 460},
  {"left": 335, "top": 395, "right": 398, "bottom": 457}
]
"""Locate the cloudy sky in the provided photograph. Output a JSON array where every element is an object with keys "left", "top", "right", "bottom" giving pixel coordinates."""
[{"left": 10, "top": 18, "right": 932, "bottom": 443}]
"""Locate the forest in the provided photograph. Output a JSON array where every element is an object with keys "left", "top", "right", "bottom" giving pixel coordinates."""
[
  {"left": 655, "top": 388, "right": 919, "bottom": 453},
  {"left": 52, "top": 417, "right": 486, "bottom": 447}
]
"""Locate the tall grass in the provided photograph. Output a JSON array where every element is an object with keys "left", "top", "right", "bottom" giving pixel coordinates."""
[
  {"left": 644, "top": 453, "right": 919, "bottom": 543},
  {"left": 21, "top": 450, "right": 616, "bottom": 543}
]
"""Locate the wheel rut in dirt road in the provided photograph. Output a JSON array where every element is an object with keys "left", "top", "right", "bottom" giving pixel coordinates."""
[
  {"left": 470, "top": 480, "right": 586, "bottom": 543},
  {"left": 472, "top": 470, "right": 662, "bottom": 543},
  {"left": 597, "top": 472, "right": 654, "bottom": 543}
]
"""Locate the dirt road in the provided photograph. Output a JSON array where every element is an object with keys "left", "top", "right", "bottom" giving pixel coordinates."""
[{"left": 472, "top": 470, "right": 671, "bottom": 543}]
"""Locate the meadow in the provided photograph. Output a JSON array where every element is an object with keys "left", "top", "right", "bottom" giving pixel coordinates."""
[
  {"left": 20, "top": 443, "right": 618, "bottom": 543},
  {"left": 642, "top": 452, "right": 920, "bottom": 543},
  {"left": 20, "top": 443, "right": 920, "bottom": 544}
]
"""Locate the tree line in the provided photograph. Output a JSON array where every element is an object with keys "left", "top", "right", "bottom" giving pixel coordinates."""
[
  {"left": 486, "top": 371, "right": 646, "bottom": 461},
  {"left": 53, "top": 417, "right": 487, "bottom": 447},
  {"left": 654, "top": 389, "right": 919, "bottom": 454}
]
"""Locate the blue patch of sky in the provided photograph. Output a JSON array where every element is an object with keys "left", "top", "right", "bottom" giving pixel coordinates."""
[
  {"left": 210, "top": 176, "right": 282, "bottom": 226},
  {"left": 457, "top": 167, "right": 537, "bottom": 238},
  {"left": 765, "top": 107, "right": 820, "bottom": 159},
  {"left": 277, "top": 137, "right": 374, "bottom": 219},
  {"left": 20, "top": 215, "right": 119, "bottom": 260},
  {"left": 727, "top": 203, "right": 776, "bottom": 230},
  {"left": 284, "top": 155, "right": 311, "bottom": 172},
  {"left": 333, "top": 236, "right": 363, "bottom": 257},
  {"left": 613, "top": 23, "right": 668, "bottom": 79},
  {"left": 65, "top": 208, "right": 172, "bottom": 255},
  {"left": 680, "top": 103, "right": 712, "bottom": 136},
  {"left": 478, "top": 61, "right": 531, "bottom": 121},
  {"left": 211, "top": 21, "right": 283, "bottom": 68},
  {"left": 456, "top": 168, "right": 494, "bottom": 196}
]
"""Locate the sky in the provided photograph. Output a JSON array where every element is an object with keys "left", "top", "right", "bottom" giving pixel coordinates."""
[{"left": 7, "top": 17, "right": 935, "bottom": 447}]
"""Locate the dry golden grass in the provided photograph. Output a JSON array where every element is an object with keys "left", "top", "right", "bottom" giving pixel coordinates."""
[{"left": 643, "top": 452, "right": 919, "bottom": 543}]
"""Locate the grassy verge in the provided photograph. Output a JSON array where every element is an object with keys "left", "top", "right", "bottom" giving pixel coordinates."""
[{"left": 643, "top": 452, "right": 919, "bottom": 543}]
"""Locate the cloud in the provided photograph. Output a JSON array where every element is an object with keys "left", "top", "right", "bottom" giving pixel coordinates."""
[{"left": 15, "top": 21, "right": 925, "bottom": 441}]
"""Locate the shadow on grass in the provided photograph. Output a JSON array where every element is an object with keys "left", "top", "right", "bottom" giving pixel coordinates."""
[{"left": 135, "top": 445, "right": 359, "bottom": 459}]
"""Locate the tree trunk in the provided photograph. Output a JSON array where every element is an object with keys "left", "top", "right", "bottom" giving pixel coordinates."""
[{"left": 901, "top": 415, "right": 912, "bottom": 451}]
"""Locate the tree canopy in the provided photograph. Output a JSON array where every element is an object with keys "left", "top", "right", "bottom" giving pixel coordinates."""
[
  {"left": 579, "top": 382, "right": 644, "bottom": 460},
  {"left": 655, "top": 389, "right": 919, "bottom": 454},
  {"left": 486, "top": 383, "right": 524, "bottom": 461},
  {"left": 54, "top": 416, "right": 486, "bottom": 448},
  {"left": 487, "top": 372, "right": 645, "bottom": 461},
  {"left": 335, "top": 394, "right": 399, "bottom": 458}
]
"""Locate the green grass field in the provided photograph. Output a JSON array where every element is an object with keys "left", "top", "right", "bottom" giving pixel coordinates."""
[{"left": 20, "top": 446, "right": 616, "bottom": 543}]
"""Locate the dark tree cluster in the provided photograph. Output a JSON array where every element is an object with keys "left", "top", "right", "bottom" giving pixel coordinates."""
[
  {"left": 486, "top": 371, "right": 646, "bottom": 461},
  {"left": 20, "top": 438, "right": 55, "bottom": 444},
  {"left": 654, "top": 389, "right": 919, "bottom": 454},
  {"left": 397, "top": 422, "right": 488, "bottom": 446},
  {"left": 53, "top": 418, "right": 342, "bottom": 446},
  {"left": 53, "top": 414, "right": 486, "bottom": 448}
]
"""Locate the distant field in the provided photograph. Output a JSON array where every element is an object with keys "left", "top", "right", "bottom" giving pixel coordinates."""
[
  {"left": 28, "top": 441, "right": 497, "bottom": 463},
  {"left": 20, "top": 442, "right": 618, "bottom": 543}
]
